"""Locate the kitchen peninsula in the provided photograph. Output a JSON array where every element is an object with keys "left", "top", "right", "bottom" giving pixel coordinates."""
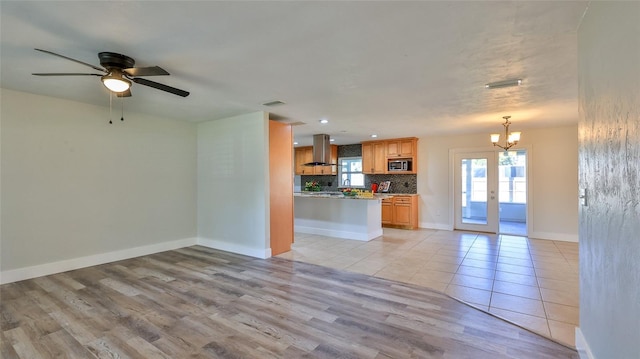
[
  {"left": 294, "top": 193, "right": 392, "bottom": 241},
  {"left": 294, "top": 137, "right": 420, "bottom": 240}
]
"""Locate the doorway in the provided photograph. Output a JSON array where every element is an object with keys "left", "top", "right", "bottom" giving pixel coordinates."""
[{"left": 453, "top": 149, "right": 528, "bottom": 235}]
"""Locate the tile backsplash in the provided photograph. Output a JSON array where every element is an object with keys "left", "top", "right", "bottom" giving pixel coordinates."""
[
  {"left": 301, "top": 173, "right": 417, "bottom": 194},
  {"left": 338, "top": 144, "right": 362, "bottom": 158},
  {"left": 366, "top": 174, "right": 417, "bottom": 194}
]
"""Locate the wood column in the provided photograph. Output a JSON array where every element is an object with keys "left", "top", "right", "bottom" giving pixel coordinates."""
[{"left": 269, "top": 120, "right": 294, "bottom": 255}]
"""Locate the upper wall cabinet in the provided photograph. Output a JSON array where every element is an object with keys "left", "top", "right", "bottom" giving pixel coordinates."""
[
  {"left": 387, "top": 138, "right": 416, "bottom": 158},
  {"left": 294, "top": 147, "right": 314, "bottom": 175},
  {"left": 361, "top": 141, "right": 387, "bottom": 174},
  {"left": 294, "top": 145, "right": 337, "bottom": 175},
  {"left": 362, "top": 137, "right": 418, "bottom": 174}
]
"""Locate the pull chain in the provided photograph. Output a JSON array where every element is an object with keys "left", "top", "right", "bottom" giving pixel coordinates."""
[{"left": 109, "top": 92, "right": 113, "bottom": 124}]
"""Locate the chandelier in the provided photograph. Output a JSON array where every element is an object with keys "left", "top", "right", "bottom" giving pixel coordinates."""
[{"left": 490, "top": 116, "right": 521, "bottom": 151}]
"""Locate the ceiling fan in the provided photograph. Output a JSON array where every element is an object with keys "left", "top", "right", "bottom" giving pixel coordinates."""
[{"left": 32, "top": 48, "right": 190, "bottom": 97}]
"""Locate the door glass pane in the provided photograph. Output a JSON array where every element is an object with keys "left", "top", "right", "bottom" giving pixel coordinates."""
[
  {"left": 498, "top": 151, "right": 527, "bottom": 235},
  {"left": 461, "top": 158, "right": 487, "bottom": 224}
]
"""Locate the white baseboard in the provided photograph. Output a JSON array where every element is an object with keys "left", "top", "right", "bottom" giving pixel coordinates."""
[
  {"left": 294, "top": 226, "right": 382, "bottom": 241},
  {"left": 197, "top": 237, "right": 272, "bottom": 259},
  {"left": 575, "top": 327, "right": 595, "bottom": 359},
  {"left": 529, "top": 231, "right": 578, "bottom": 242},
  {"left": 419, "top": 222, "right": 453, "bottom": 231},
  {"left": 0, "top": 237, "right": 198, "bottom": 285},
  {"left": 415, "top": 222, "right": 579, "bottom": 242}
]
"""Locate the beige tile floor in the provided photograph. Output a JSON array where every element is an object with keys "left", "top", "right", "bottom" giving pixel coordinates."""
[{"left": 276, "top": 228, "right": 579, "bottom": 347}]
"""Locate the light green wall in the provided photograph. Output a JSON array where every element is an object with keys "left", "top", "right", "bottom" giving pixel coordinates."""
[
  {"left": 197, "top": 111, "right": 271, "bottom": 258},
  {"left": 0, "top": 89, "right": 197, "bottom": 271}
]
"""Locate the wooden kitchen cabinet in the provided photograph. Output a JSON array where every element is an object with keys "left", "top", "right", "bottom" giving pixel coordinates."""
[
  {"left": 362, "top": 141, "right": 387, "bottom": 174},
  {"left": 294, "top": 147, "right": 313, "bottom": 175},
  {"left": 382, "top": 195, "right": 419, "bottom": 229},
  {"left": 362, "top": 137, "right": 418, "bottom": 174},
  {"left": 381, "top": 198, "right": 393, "bottom": 224},
  {"left": 362, "top": 143, "right": 373, "bottom": 174},
  {"left": 294, "top": 145, "right": 337, "bottom": 175},
  {"left": 330, "top": 144, "right": 338, "bottom": 175},
  {"left": 393, "top": 196, "right": 414, "bottom": 226},
  {"left": 386, "top": 138, "right": 417, "bottom": 158}
]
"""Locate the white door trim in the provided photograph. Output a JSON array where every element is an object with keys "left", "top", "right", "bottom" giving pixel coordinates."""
[{"left": 449, "top": 146, "right": 532, "bottom": 235}]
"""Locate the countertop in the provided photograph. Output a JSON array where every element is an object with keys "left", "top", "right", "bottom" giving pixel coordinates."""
[
  {"left": 383, "top": 193, "right": 420, "bottom": 196},
  {"left": 294, "top": 192, "right": 395, "bottom": 200}
]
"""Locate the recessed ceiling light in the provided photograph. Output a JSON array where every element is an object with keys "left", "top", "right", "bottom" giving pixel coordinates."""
[
  {"left": 293, "top": 141, "right": 298, "bottom": 145},
  {"left": 330, "top": 138, "right": 335, "bottom": 142},
  {"left": 371, "top": 134, "right": 378, "bottom": 138},
  {"left": 485, "top": 79, "right": 522, "bottom": 89},
  {"left": 319, "top": 119, "right": 329, "bottom": 124}
]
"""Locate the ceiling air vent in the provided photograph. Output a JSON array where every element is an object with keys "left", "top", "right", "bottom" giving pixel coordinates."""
[{"left": 262, "top": 100, "right": 286, "bottom": 107}]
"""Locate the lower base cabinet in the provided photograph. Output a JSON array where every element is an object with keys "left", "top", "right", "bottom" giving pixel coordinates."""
[
  {"left": 381, "top": 195, "right": 418, "bottom": 229},
  {"left": 381, "top": 199, "right": 393, "bottom": 224}
]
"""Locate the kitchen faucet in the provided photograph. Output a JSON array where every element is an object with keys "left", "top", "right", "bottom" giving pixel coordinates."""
[{"left": 343, "top": 179, "right": 350, "bottom": 187}]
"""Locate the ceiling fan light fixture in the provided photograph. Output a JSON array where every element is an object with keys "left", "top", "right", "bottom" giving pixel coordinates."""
[
  {"left": 101, "top": 73, "right": 131, "bottom": 93},
  {"left": 33, "top": 49, "right": 189, "bottom": 97}
]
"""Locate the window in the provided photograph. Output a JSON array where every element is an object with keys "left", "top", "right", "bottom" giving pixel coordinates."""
[{"left": 338, "top": 157, "right": 365, "bottom": 188}]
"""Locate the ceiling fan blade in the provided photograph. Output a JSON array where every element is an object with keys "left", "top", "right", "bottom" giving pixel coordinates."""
[
  {"left": 132, "top": 77, "right": 190, "bottom": 97},
  {"left": 32, "top": 73, "right": 102, "bottom": 76},
  {"left": 35, "top": 49, "right": 107, "bottom": 73},
  {"left": 116, "top": 89, "right": 132, "bottom": 98},
  {"left": 124, "top": 66, "right": 169, "bottom": 77}
]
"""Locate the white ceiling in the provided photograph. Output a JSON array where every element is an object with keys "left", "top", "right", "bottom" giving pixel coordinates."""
[{"left": 0, "top": 1, "right": 588, "bottom": 146}]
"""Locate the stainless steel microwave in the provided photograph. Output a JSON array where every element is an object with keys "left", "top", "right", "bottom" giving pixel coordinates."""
[{"left": 388, "top": 160, "right": 411, "bottom": 171}]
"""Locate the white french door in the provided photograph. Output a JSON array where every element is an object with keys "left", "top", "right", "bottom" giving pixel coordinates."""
[
  {"left": 453, "top": 149, "right": 529, "bottom": 235},
  {"left": 454, "top": 151, "right": 499, "bottom": 233}
]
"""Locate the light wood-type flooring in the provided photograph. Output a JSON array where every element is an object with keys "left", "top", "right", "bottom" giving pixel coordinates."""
[
  {"left": 277, "top": 229, "right": 580, "bottom": 347},
  {"left": 1, "top": 245, "right": 578, "bottom": 358}
]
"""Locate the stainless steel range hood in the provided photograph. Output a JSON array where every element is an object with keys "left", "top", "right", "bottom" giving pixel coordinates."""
[{"left": 304, "top": 134, "right": 332, "bottom": 166}]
